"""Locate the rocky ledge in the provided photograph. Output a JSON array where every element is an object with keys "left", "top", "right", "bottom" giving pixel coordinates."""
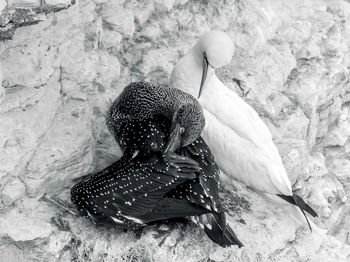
[{"left": 0, "top": 0, "right": 350, "bottom": 261}]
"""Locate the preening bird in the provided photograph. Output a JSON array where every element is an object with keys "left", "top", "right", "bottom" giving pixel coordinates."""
[
  {"left": 71, "top": 82, "right": 243, "bottom": 247},
  {"left": 170, "top": 31, "right": 318, "bottom": 230}
]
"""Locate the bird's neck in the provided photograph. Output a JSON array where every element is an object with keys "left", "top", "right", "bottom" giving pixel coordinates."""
[{"left": 171, "top": 48, "right": 205, "bottom": 98}]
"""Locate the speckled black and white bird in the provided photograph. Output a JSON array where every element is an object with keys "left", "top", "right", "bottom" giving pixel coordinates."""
[
  {"left": 71, "top": 82, "right": 243, "bottom": 248},
  {"left": 105, "top": 81, "right": 205, "bottom": 155}
]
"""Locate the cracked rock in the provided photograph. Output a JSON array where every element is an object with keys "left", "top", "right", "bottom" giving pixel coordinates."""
[
  {"left": 1, "top": 178, "right": 26, "bottom": 206},
  {"left": 0, "top": 197, "right": 55, "bottom": 241},
  {"left": 0, "top": 0, "right": 350, "bottom": 261}
]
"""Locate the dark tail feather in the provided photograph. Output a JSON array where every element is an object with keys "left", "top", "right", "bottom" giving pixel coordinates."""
[
  {"left": 202, "top": 212, "right": 243, "bottom": 248},
  {"left": 141, "top": 198, "right": 211, "bottom": 223},
  {"left": 293, "top": 194, "right": 318, "bottom": 217},
  {"left": 277, "top": 194, "right": 318, "bottom": 217},
  {"left": 277, "top": 194, "right": 318, "bottom": 231}
]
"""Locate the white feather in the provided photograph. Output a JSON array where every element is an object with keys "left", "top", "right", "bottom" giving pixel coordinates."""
[
  {"left": 111, "top": 216, "right": 125, "bottom": 224},
  {"left": 169, "top": 31, "right": 320, "bottom": 228},
  {"left": 171, "top": 54, "right": 292, "bottom": 195},
  {"left": 121, "top": 214, "right": 144, "bottom": 224}
]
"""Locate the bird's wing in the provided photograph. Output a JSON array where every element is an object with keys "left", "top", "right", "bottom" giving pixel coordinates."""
[
  {"left": 139, "top": 198, "right": 212, "bottom": 223},
  {"left": 203, "top": 77, "right": 279, "bottom": 157},
  {"left": 71, "top": 152, "right": 199, "bottom": 222},
  {"left": 165, "top": 136, "right": 221, "bottom": 212},
  {"left": 202, "top": 109, "right": 292, "bottom": 196}
]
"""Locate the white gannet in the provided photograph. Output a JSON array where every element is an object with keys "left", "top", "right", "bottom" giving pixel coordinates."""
[{"left": 170, "top": 31, "right": 318, "bottom": 230}]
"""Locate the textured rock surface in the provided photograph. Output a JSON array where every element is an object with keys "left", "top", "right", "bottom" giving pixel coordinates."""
[{"left": 0, "top": 0, "right": 350, "bottom": 261}]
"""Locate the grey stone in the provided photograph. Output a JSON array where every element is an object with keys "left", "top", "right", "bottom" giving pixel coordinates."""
[
  {"left": 1, "top": 178, "right": 26, "bottom": 205},
  {"left": 0, "top": 0, "right": 350, "bottom": 260}
]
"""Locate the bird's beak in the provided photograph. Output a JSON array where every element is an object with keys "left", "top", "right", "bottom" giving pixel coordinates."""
[
  {"left": 164, "top": 122, "right": 183, "bottom": 153},
  {"left": 198, "top": 53, "right": 215, "bottom": 99}
]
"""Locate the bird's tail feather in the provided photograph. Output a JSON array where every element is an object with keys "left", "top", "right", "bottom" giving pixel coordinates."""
[
  {"left": 277, "top": 194, "right": 318, "bottom": 217},
  {"left": 293, "top": 194, "right": 312, "bottom": 231},
  {"left": 277, "top": 193, "right": 318, "bottom": 231},
  {"left": 265, "top": 193, "right": 320, "bottom": 232},
  {"left": 193, "top": 212, "right": 243, "bottom": 248},
  {"left": 141, "top": 198, "right": 211, "bottom": 223}
]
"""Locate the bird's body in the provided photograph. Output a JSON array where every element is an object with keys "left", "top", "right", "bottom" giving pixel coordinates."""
[
  {"left": 200, "top": 77, "right": 291, "bottom": 195},
  {"left": 71, "top": 150, "right": 208, "bottom": 229},
  {"left": 71, "top": 82, "right": 243, "bottom": 247},
  {"left": 170, "top": 31, "right": 317, "bottom": 228},
  {"left": 106, "top": 82, "right": 204, "bottom": 154}
]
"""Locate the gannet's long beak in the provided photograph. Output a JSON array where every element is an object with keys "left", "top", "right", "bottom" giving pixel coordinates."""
[
  {"left": 198, "top": 53, "right": 215, "bottom": 98},
  {"left": 164, "top": 122, "right": 184, "bottom": 153}
]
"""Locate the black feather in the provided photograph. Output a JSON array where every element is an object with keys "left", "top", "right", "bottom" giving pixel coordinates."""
[
  {"left": 72, "top": 81, "right": 242, "bottom": 247},
  {"left": 202, "top": 212, "right": 243, "bottom": 248},
  {"left": 164, "top": 137, "right": 242, "bottom": 248},
  {"left": 71, "top": 151, "right": 202, "bottom": 228},
  {"left": 140, "top": 198, "right": 212, "bottom": 223},
  {"left": 277, "top": 193, "right": 318, "bottom": 231},
  {"left": 277, "top": 194, "right": 318, "bottom": 218},
  {"left": 114, "top": 117, "right": 169, "bottom": 154}
]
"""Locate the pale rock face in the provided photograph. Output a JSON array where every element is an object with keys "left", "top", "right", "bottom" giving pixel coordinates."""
[
  {"left": 0, "top": 197, "right": 55, "bottom": 241},
  {"left": 0, "top": 64, "right": 3, "bottom": 104},
  {"left": 101, "top": 29, "right": 123, "bottom": 51},
  {"left": 101, "top": 1, "right": 135, "bottom": 37},
  {"left": 8, "top": 0, "right": 41, "bottom": 8},
  {"left": 46, "top": 0, "right": 72, "bottom": 8},
  {"left": 154, "top": 0, "right": 175, "bottom": 11},
  {"left": 1, "top": 178, "right": 26, "bottom": 205},
  {"left": 0, "top": 0, "right": 6, "bottom": 14},
  {"left": 0, "top": 0, "right": 350, "bottom": 261}
]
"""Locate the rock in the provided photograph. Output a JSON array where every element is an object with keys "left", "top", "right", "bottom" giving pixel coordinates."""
[
  {"left": 46, "top": 231, "right": 72, "bottom": 257},
  {"left": 141, "top": 48, "right": 178, "bottom": 85},
  {"left": 324, "top": 107, "right": 350, "bottom": 147},
  {"left": 0, "top": 244, "right": 26, "bottom": 262},
  {"left": 327, "top": 158, "right": 350, "bottom": 183},
  {"left": 84, "top": 17, "right": 102, "bottom": 52},
  {"left": 0, "top": 0, "right": 6, "bottom": 14},
  {"left": 8, "top": 0, "right": 41, "bottom": 8},
  {"left": 45, "top": 0, "right": 72, "bottom": 8},
  {"left": 1, "top": 44, "right": 56, "bottom": 89},
  {"left": 102, "top": 1, "right": 135, "bottom": 37},
  {"left": 308, "top": 174, "right": 346, "bottom": 218},
  {"left": 0, "top": 70, "right": 61, "bottom": 177},
  {"left": 124, "top": 0, "right": 154, "bottom": 25},
  {"left": 25, "top": 99, "right": 94, "bottom": 196},
  {"left": 0, "top": 64, "right": 3, "bottom": 104},
  {"left": 0, "top": 0, "right": 350, "bottom": 260},
  {"left": 92, "top": 51, "right": 121, "bottom": 89},
  {"left": 0, "top": 197, "right": 55, "bottom": 241},
  {"left": 154, "top": 0, "right": 175, "bottom": 11},
  {"left": 101, "top": 29, "right": 123, "bottom": 50},
  {"left": 91, "top": 116, "right": 122, "bottom": 170},
  {"left": 1, "top": 178, "right": 26, "bottom": 205}
]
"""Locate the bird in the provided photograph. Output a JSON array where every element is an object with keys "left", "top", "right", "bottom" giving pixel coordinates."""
[
  {"left": 170, "top": 31, "right": 318, "bottom": 230},
  {"left": 71, "top": 82, "right": 243, "bottom": 247},
  {"left": 105, "top": 81, "right": 205, "bottom": 156}
]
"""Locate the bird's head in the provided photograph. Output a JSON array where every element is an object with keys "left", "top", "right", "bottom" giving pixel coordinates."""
[
  {"left": 195, "top": 31, "right": 235, "bottom": 98},
  {"left": 164, "top": 102, "right": 205, "bottom": 153}
]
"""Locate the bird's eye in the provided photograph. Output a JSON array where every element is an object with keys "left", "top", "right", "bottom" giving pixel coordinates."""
[{"left": 180, "top": 127, "right": 185, "bottom": 134}]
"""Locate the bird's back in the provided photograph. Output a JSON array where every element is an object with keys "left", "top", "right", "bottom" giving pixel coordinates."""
[{"left": 199, "top": 76, "right": 292, "bottom": 195}]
